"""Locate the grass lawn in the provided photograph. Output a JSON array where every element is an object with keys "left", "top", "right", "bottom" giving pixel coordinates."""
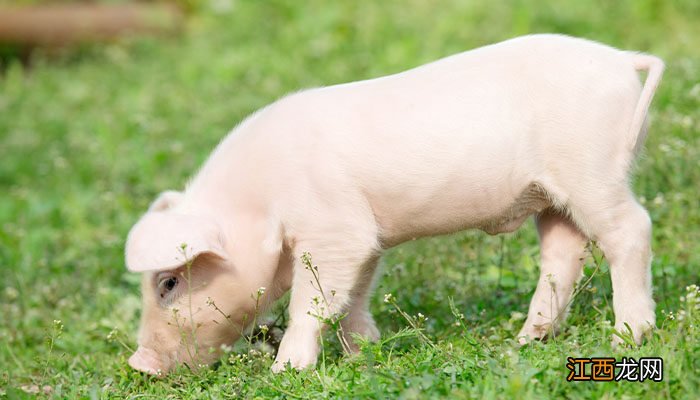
[{"left": 1, "top": 0, "right": 699, "bottom": 398}]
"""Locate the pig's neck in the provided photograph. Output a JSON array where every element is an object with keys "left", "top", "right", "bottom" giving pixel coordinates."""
[
  {"left": 182, "top": 121, "right": 294, "bottom": 313},
  {"left": 267, "top": 248, "right": 294, "bottom": 300},
  {"left": 235, "top": 244, "right": 294, "bottom": 329},
  {"left": 184, "top": 199, "right": 293, "bottom": 309}
]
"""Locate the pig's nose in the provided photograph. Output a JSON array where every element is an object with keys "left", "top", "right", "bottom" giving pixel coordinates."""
[{"left": 128, "top": 346, "right": 165, "bottom": 376}]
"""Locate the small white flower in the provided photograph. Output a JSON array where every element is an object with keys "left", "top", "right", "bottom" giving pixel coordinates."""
[
  {"left": 383, "top": 293, "right": 394, "bottom": 303},
  {"left": 681, "top": 116, "right": 693, "bottom": 128},
  {"left": 4, "top": 287, "right": 18, "bottom": 301},
  {"left": 220, "top": 344, "right": 233, "bottom": 353},
  {"left": 653, "top": 193, "right": 665, "bottom": 206},
  {"left": 690, "top": 83, "right": 700, "bottom": 99}
]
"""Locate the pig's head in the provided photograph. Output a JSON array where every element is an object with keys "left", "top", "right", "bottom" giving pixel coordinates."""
[{"left": 124, "top": 191, "right": 268, "bottom": 375}]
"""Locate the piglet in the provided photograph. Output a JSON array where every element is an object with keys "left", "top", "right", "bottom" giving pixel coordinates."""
[{"left": 125, "top": 34, "right": 663, "bottom": 374}]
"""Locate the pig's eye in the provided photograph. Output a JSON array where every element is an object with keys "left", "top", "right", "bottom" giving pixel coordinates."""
[
  {"left": 158, "top": 276, "right": 179, "bottom": 297},
  {"left": 164, "top": 277, "right": 178, "bottom": 291}
]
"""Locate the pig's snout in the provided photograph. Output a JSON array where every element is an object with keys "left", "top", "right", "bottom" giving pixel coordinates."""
[{"left": 128, "top": 346, "right": 165, "bottom": 376}]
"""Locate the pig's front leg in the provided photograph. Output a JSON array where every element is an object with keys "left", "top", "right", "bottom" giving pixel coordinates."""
[
  {"left": 518, "top": 209, "right": 587, "bottom": 343},
  {"left": 340, "top": 256, "right": 381, "bottom": 353},
  {"left": 271, "top": 279, "right": 329, "bottom": 372},
  {"left": 272, "top": 237, "right": 379, "bottom": 372}
]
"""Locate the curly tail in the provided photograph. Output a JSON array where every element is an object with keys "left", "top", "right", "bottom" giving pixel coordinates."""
[{"left": 627, "top": 52, "right": 665, "bottom": 153}]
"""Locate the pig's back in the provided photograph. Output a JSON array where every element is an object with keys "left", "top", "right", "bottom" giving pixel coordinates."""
[{"left": 239, "top": 34, "right": 642, "bottom": 244}]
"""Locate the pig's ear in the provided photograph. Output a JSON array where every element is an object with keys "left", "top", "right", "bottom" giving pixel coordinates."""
[
  {"left": 148, "top": 190, "right": 184, "bottom": 212},
  {"left": 125, "top": 211, "right": 228, "bottom": 272}
]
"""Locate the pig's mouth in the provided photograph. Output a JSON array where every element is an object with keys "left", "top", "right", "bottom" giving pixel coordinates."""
[
  {"left": 128, "top": 346, "right": 167, "bottom": 376},
  {"left": 128, "top": 345, "right": 222, "bottom": 376}
]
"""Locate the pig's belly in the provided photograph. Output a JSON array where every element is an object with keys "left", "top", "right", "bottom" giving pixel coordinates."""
[{"left": 371, "top": 180, "right": 551, "bottom": 248}]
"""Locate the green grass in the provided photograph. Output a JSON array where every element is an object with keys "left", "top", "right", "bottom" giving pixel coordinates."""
[{"left": 1, "top": 0, "right": 699, "bottom": 398}]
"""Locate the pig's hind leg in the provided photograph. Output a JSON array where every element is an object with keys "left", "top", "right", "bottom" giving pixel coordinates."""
[
  {"left": 567, "top": 186, "right": 655, "bottom": 345},
  {"left": 518, "top": 208, "right": 588, "bottom": 344}
]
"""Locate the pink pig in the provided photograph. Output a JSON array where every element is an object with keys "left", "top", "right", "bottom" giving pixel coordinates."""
[{"left": 125, "top": 34, "right": 663, "bottom": 374}]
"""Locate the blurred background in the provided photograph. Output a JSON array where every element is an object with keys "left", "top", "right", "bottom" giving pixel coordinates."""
[{"left": 1, "top": 0, "right": 698, "bottom": 397}]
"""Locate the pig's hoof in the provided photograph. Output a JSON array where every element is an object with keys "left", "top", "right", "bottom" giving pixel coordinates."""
[
  {"left": 270, "top": 357, "right": 316, "bottom": 373},
  {"left": 517, "top": 336, "right": 531, "bottom": 346},
  {"left": 343, "top": 323, "right": 380, "bottom": 354},
  {"left": 516, "top": 323, "right": 550, "bottom": 345},
  {"left": 273, "top": 328, "right": 320, "bottom": 372},
  {"left": 270, "top": 360, "right": 288, "bottom": 373},
  {"left": 271, "top": 349, "right": 318, "bottom": 373},
  {"left": 612, "top": 320, "right": 654, "bottom": 347}
]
